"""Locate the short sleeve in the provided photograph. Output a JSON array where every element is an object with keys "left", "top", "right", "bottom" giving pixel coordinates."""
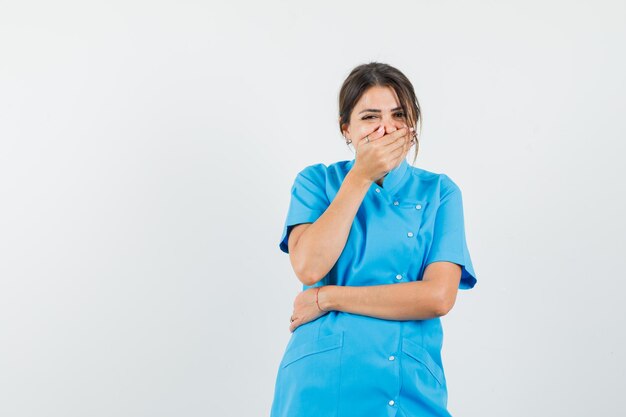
[
  {"left": 278, "top": 164, "right": 330, "bottom": 254},
  {"left": 424, "top": 175, "right": 478, "bottom": 289}
]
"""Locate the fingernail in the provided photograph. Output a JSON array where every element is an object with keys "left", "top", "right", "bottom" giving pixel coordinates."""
[{"left": 410, "top": 127, "right": 415, "bottom": 131}]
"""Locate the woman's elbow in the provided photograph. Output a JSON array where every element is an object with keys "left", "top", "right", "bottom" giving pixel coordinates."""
[
  {"left": 295, "top": 271, "right": 317, "bottom": 286},
  {"left": 295, "top": 265, "right": 327, "bottom": 286},
  {"left": 436, "top": 295, "right": 457, "bottom": 316},
  {"left": 290, "top": 255, "right": 324, "bottom": 286}
]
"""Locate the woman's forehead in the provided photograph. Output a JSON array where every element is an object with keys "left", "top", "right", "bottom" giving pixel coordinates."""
[{"left": 355, "top": 86, "right": 401, "bottom": 110}]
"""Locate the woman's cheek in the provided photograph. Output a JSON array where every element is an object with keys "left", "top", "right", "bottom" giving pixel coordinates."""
[{"left": 358, "top": 127, "right": 371, "bottom": 137}]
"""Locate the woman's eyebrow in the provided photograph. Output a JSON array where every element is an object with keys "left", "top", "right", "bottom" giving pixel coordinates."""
[{"left": 358, "top": 106, "right": 403, "bottom": 114}]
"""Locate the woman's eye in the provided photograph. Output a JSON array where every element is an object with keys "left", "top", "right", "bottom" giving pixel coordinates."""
[{"left": 362, "top": 113, "right": 405, "bottom": 120}]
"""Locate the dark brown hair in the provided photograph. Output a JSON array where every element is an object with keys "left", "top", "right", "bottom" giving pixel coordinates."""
[{"left": 338, "top": 62, "right": 422, "bottom": 164}]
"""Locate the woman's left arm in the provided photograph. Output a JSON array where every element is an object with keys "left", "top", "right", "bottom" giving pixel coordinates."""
[{"left": 320, "top": 261, "right": 462, "bottom": 320}]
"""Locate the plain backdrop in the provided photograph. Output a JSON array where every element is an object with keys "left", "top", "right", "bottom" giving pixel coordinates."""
[{"left": 1, "top": 1, "right": 625, "bottom": 416}]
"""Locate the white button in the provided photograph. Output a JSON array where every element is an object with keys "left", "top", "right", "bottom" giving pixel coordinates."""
[
  {"left": 389, "top": 355, "right": 395, "bottom": 361},
  {"left": 396, "top": 274, "right": 402, "bottom": 280},
  {"left": 393, "top": 201, "right": 399, "bottom": 206},
  {"left": 375, "top": 188, "right": 380, "bottom": 193},
  {"left": 388, "top": 400, "right": 395, "bottom": 406},
  {"left": 407, "top": 232, "right": 414, "bottom": 237},
  {"left": 415, "top": 204, "right": 422, "bottom": 210}
]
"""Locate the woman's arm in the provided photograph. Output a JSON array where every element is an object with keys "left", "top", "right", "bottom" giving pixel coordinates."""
[
  {"left": 318, "top": 261, "right": 463, "bottom": 320},
  {"left": 289, "top": 170, "right": 372, "bottom": 286}
]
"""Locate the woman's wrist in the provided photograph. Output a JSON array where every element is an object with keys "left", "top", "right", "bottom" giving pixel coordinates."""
[
  {"left": 345, "top": 169, "right": 373, "bottom": 191},
  {"left": 318, "top": 285, "right": 338, "bottom": 312}
]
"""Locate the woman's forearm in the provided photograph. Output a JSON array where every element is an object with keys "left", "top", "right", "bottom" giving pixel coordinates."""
[
  {"left": 318, "top": 281, "right": 446, "bottom": 320},
  {"left": 292, "top": 170, "right": 372, "bottom": 286}
]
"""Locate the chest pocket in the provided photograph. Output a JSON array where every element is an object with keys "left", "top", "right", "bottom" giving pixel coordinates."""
[{"left": 392, "top": 198, "right": 427, "bottom": 230}]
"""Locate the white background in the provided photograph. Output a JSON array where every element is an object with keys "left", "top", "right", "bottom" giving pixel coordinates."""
[{"left": 1, "top": 1, "right": 625, "bottom": 416}]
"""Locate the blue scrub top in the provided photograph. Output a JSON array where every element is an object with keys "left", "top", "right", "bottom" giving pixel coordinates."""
[{"left": 270, "top": 157, "right": 477, "bottom": 417}]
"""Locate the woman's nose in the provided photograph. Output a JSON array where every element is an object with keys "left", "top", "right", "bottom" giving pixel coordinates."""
[{"left": 380, "top": 119, "right": 404, "bottom": 134}]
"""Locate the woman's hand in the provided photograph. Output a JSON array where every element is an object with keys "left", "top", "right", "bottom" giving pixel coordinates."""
[
  {"left": 289, "top": 287, "right": 329, "bottom": 332},
  {"left": 351, "top": 125, "right": 415, "bottom": 183}
]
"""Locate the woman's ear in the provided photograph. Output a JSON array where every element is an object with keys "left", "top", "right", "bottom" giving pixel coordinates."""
[{"left": 340, "top": 121, "right": 350, "bottom": 140}]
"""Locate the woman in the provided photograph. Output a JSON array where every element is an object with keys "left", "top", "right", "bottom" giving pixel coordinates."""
[{"left": 270, "top": 62, "right": 477, "bottom": 417}]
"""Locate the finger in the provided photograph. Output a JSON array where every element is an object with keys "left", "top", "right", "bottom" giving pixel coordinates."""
[
  {"left": 389, "top": 141, "right": 408, "bottom": 163},
  {"left": 371, "top": 125, "right": 385, "bottom": 140},
  {"left": 391, "top": 127, "right": 410, "bottom": 140},
  {"left": 403, "top": 133, "right": 416, "bottom": 158},
  {"left": 385, "top": 130, "right": 410, "bottom": 152},
  {"left": 406, "top": 132, "right": 416, "bottom": 152},
  {"left": 390, "top": 134, "right": 412, "bottom": 163},
  {"left": 289, "top": 317, "right": 299, "bottom": 332},
  {"left": 379, "top": 127, "right": 409, "bottom": 147},
  {"left": 403, "top": 137, "right": 412, "bottom": 159},
  {"left": 399, "top": 128, "right": 415, "bottom": 148},
  {"left": 361, "top": 125, "right": 385, "bottom": 143},
  {"left": 405, "top": 138, "right": 413, "bottom": 157}
]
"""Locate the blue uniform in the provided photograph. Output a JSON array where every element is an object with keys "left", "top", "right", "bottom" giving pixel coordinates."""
[{"left": 270, "top": 157, "right": 477, "bottom": 417}]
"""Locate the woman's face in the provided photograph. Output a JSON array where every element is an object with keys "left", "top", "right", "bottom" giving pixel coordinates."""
[{"left": 341, "top": 85, "right": 410, "bottom": 148}]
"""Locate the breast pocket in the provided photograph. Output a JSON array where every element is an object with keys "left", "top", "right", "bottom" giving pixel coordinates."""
[
  {"left": 395, "top": 198, "right": 427, "bottom": 226},
  {"left": 400, "top": 337, "right": 448, "bottom": 409},
  {"left": 274, "top": 332, "right": 344, "bottom": 417}
]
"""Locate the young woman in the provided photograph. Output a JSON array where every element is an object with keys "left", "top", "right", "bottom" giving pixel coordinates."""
[{"left": 270, "top": 62, "right": 478, "bottom": 417}]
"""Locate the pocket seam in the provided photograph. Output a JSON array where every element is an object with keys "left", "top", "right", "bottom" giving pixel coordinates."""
[
  {"left": 401, "top": 338, "right": 445, "bottom": 386},
  {"left": 281, "top": 332, "right": 344, "bottom": 369},
  {"left": 396, "top": 199, "right": 428, "bottom": 210}
]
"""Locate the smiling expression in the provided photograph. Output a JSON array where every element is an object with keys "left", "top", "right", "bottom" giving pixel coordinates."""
[{"left": 340, "top": 85, "right": 411, "bottom": 147}]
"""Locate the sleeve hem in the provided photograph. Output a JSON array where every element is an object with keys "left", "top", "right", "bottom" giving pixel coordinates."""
[
  {"left": 424, "top": 257, "right": 477, "bottom": 290},
  {"left": 278, "top": 211, "right": 325, "bottom": 254}
]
